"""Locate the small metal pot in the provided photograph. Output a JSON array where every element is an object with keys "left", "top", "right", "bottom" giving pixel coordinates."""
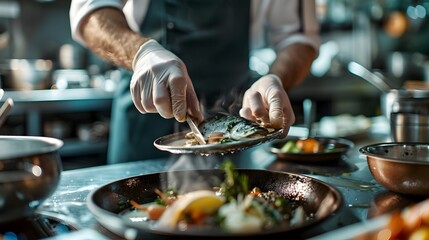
[
  {"left": 360, "top": 142, "right": 429, "bottom": 196},
  {"left": 381, "top": 89, "right": 429, "bottom": 121},
  {"left": 0, "top": 136, "right": 63, "bottom": 223},
  {"left": 390, "top": 112, "right": 429, "bottom": 142}
]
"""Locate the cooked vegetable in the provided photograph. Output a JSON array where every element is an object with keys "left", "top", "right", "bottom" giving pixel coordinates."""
[
  {"left": 157, "top": 190, "right": 225, "bottom": 227},
  {"left": 130, "top": 200, "right": 166, "bottom": 220},
  {"left": 131, "top": 160, "right": 308, "bottom": 233},
  {"left": 296, "top": 138, "right": 321, "bottom": 153},
  {"left": 280, "top": 138, "right": 326, "bottom": 153},
  {"left": 218, "top": 160, "right": 249, "bottom": 201},
  {"left": 374, "top": 199, "right": 429, "bottom": 240},
  {"left": 280, "top": 141, "right": 300, "bottom": 153}
]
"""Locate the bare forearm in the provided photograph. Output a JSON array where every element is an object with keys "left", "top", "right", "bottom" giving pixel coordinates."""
[
  {"left": 79, "top": 7, "right": 149, "bottom": 70},
  {"left": 269, "top": 44, "right": 317, "bottom": 91}
]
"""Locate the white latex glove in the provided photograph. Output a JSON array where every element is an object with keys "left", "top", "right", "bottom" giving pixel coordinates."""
[
  {"left": 131, "top": 39, "right": 203, "bottom": 122},
  {"left": 239, "top": 74, "right": 295, "bottom": 136}
]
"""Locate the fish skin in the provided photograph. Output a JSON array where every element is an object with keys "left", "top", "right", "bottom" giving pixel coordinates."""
[{"left": 200, "top": 114, "right": 269, "bottom": 141}]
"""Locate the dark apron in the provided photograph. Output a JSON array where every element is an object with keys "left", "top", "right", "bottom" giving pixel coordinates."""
[{"left": 108, "top": 0, "right": 251, "bottom": 163}]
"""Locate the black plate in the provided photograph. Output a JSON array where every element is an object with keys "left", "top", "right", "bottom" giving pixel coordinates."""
[
  {"left": 154, "top": 129, "right": 283, "bottom": 155},
  {"left": 87, "top": 169, "right": 342, "bottom": 239},
  {"left": 269, "top": 137, "right": 354, "bottom": 163}
]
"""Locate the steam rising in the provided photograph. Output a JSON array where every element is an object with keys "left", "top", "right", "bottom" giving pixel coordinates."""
[
  {"left": 164, "top": 155, "right": 222, "bottom": 193},
  {"left": 199, "top": 87, "right": 245, "bottom": 118},
  {"left": 162, "top": 88, "right": 246, "bottom": 193}
]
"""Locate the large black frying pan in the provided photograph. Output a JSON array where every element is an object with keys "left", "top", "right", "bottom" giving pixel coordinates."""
[{"left": 87, "top": 169, "right": 342, "bottom": 239}]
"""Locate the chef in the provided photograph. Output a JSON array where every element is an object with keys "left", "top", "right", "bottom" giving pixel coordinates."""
[{"left": 69, "top": 0, "right": 320, "bottom": 164}]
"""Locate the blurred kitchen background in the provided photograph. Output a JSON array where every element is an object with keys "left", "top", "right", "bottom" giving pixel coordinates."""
[{"left": 0, "top": 0, "right": 428, "bottom": 170}]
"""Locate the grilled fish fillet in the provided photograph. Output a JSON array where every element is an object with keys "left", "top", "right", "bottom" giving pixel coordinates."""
[{"left": 199, "top": 114, "right": 269, "bottom": 143}]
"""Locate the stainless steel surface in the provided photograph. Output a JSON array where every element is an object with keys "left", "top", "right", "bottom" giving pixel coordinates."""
[
  {"left": 385, "top": 89, "right": 429, "bottom": 142},
  {"left": 186, "top": 116, "right": 206, "bottom": 145},
  {"left": 390, "top": 89, "right": 429, "bottom": 114},
  {"left": 381, "top": 88, "right": 429, "bottom": 123},
  {"left": 36, "top": 119, "right": 402, "bottom": 239},
  {"left": 360, "top": 142, "right": 429, "bottom": 196},
  {"left": 390, "top": 112, "right": 429, "bottom": 142},
  {"left": 0, "top": 136, "right": 63, "bottom": 223}
]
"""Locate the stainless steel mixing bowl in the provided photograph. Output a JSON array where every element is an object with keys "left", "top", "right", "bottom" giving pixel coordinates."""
[
  {"left": 0, "top": 136, "right": 63, "bottom": 223},
  {"left": 360, "top": 142, "right": 429, "bottom": 196}
]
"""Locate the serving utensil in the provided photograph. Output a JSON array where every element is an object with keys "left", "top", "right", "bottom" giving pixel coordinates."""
[{"left": 186, "top": 116, "right": 206, "bottom": 145}]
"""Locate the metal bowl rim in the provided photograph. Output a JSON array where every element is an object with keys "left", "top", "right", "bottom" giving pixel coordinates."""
[
  {"left": 359, "top": 142, "right": 429, "bottom": 164},
  {"left": 0, "top": 135, "right": 63, "bottom": 160}
]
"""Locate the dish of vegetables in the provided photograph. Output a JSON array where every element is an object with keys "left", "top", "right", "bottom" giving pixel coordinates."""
[
  {"left": 87, "top": 161, "right": 341, "bottom": 238},
  {"left": 269, "top": 137, "right": 354, "bottom": 163}
]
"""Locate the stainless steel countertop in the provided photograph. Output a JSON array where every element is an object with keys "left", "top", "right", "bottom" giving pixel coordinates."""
[{"left": 39, "top": 121, "right": 404, "bottom": 239}]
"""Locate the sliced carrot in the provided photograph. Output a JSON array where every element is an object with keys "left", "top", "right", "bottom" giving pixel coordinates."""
[
  {"left": 130, "top": 199, "right": 148, "bottom": 211},
  {"left": 155, "top": 188, "right": 174, "bottom": 205},
  {"left": 130, "top": 199, "right": 165, "bottom": 220}
]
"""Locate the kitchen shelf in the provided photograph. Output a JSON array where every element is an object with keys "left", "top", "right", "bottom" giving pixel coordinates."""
[
  {"left": 0, "top": 88, "right": 114, "bottom": 164},
  {"left": 0, "top": 88, "right": 113, "bottom": 135}
]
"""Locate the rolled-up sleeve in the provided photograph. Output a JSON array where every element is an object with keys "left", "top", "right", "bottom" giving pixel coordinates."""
[
  {"left": 70, "top": 0, "right": 123, "bottom": 45},
  {"left": 251, "top": 0, "right": 320, "bottom": 53}
]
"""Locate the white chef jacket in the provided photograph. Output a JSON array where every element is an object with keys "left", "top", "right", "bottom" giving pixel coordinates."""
[{"left": 69, "top": 0, "right": 320, "bottom": 53}]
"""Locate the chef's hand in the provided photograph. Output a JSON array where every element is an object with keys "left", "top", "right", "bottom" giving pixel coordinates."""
[
  {"left": 130, "top": 39, "right": 203, "bottom": 123},
  {"left": 239, "top": 74, "right": 295, "bottom": 136}
]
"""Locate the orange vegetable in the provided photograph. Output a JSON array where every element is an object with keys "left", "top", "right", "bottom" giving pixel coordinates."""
[
  {"left": 387, "top": 211, "right": 405, "bottom": 239},
  {"left": 402, "top": 206, "right": 423, "bottom": 235},
  {"left": 296, "top": 138, "right": 321, "bottom": 153},
  {"left": 375, "top": 199, "right": 429, "bottom": 239},
  {"left": 250, "top": 187, "right": 261, "bottom": 196},
  {"left": 130, "top": 200, "right": 166, "bottom": 220}
]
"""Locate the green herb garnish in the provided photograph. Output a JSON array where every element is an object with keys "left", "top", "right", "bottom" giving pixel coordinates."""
[{"left": 219, "top": 160, "right": 249, "bottom": 201}]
